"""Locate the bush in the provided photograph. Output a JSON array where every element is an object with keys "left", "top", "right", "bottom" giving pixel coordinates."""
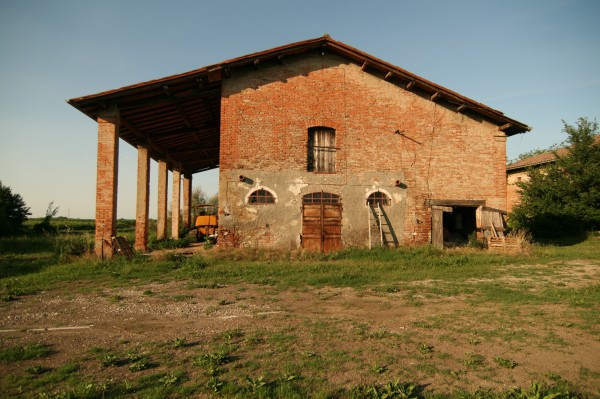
[
  {"left": 32, "top": 201, "right": 59, "bottom": 235},
  {"left": 0, "top": 181, "right": 30, "bottom": 236},
  {"left": 54, "top": 235, "right": 92, "bottom": 261},
  {"left": 149, "top": 236, "right": 194, "bottom": 250}
]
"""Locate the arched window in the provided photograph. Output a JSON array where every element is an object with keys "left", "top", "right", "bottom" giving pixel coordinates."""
[
  {"left": 307, "top": 127, "right": 336, "bottom": 173},
  {"left": 367, "top": 191, "right": 391, "bottom": 206},
  {"left": 247, "top": 189, "right": 276, "bottom": 204},
  {"left": 303, "top": 192, "right": 340, "bottom": 204}
]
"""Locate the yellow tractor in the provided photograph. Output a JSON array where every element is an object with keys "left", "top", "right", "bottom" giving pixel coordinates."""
[{"left": 191, "top": 204, "right": 218, "bottom": 242}]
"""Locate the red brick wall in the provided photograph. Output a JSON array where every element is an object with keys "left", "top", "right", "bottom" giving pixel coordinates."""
[{"left": 220, "top": 53, "right": 506, "bottom": 246}]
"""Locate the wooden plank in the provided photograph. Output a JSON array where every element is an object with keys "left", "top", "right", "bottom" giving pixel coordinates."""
[
  {"left": 112, "top": 236, "right": 134, "bottom": 258},
  {"left": 432, "top": 208, "right": 443, "bottom": 249},
  {"left": 429, "top": 199, "right": 485, "bottom": 207}
]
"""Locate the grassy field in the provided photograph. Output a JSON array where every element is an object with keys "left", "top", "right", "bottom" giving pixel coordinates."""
[{"left": 0, "top": 232, "right": 598, "bottom": 398}]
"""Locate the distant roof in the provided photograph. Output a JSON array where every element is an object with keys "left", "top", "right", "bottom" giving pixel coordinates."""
[
  {"left": 507, "top": 135, "right": 600, "bottom": 171},
  {"left": 68, "top": 35, "right": 531, "bottom": 174}
]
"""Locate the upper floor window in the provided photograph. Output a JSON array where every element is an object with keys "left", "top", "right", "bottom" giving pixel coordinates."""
[
  {"left": 367, "top": 191, "right": 391, "bottom": 206},
  {"left": 307, "top": 127, "right": 336, "bottom": 173},
  {"left": 247, "top": 188, "right": 276, "bottom": 205}
]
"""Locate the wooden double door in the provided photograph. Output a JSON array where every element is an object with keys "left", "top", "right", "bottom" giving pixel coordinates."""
[{"left": 301, "top": 192, "right": 342, "bottom": 252}]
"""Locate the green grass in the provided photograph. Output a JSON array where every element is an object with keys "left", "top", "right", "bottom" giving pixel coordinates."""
[
  {"left": 0, "top": 231, "right": 599, "bottom": 397},
  {"left": 0, "top": 343, "right": 53, "bottom": 363},
  {"left": 1, "top": 234, "right": 599, "bottom": 302}
]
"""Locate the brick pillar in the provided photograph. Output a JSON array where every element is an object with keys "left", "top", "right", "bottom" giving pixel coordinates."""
[
  {"left": 134, "top": 145, "right": 150, "bottom": 251},
  {"left": 94, "top": 105, "right": 119, "bottom": 258},
  {"left": 157, "top": 160, "right": 168, "bottom": 240},
  {"left": 182, "top": 174, "right": 192, "bottom": 230},
  {"left": 171, "top": 170, "right": 181, "bottom": 239}
]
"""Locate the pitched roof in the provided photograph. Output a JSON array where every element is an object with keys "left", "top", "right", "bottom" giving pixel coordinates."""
[
  {"left": 68, "top": 35, "right": 531, "bottom": 174},
  {"left": 507, "top": 135, "right": 600, "bottom": 171},
  {"left": 506, "top": 149, "right": 566, "bottom": 171}
]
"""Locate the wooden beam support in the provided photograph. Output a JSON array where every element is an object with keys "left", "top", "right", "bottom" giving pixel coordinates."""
[
  {"left": 116, "top": 88, "right": 221, "bottom": 110},
  {"left": 162, "top": 85, "right": 193, "bottom": 129},
  {"left": 430, "top": 92, "right": 441, "bottom": 102},
  {"left": 121, "top": 118, "right": 182, "bottom": 171},
  {"left": 499, "top": 123, "right": 512, "bottom": 131},
  {"left": 384, "top": 71, "right": 393, "bottom": 80},
  {"left": 406, "top": 81, "right": 416, "bottom": 90},
  {"left": 361, "top": 61, "right": 368, "bottom": 71},
  {"left": 457, "top": 104, "right": 467, "bottom": 113},
  {"left": 253, "top": 59, "right": 260, "bottom": 69}
]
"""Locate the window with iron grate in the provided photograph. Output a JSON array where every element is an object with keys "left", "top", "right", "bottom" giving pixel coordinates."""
[
  {"left": 367, "top": 191, "right": 391, "bottom": 206},
  {"left": 303, "top": 192, "right": 340, "bottom": 204},
  {"left": 307, "top": 127, "right": 336, "bottom": 173},
  {"left": 248, "top": 189, "right": 276, "bottom": 204}
]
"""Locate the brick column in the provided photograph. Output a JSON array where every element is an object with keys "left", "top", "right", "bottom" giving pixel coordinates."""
[
  {"left": 134, "top": 145, "right": 150, "bottom": 251},
  {"left": 157, "top": 160, "right": 168, "bottom": 240},
  {"left": 171, "top": 170, "right": 181, "bottom": 239},
  {"left": 182, "top": 174, "right": 192, "bottom": 230},
  {"left": 94, "top": 105, "right": 119, "bottom": 258}
]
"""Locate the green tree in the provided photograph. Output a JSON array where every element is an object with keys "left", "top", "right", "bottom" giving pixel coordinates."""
[
  {"left": 509, "top": 118, "right": 600, "bottom": 238},
  {"left": 191, "top": 187, "right": 218, "bottom": 208},
  {"left": 0, "top": 181, "right": 31, "bottom": 236},
  {"left": 32, "top": 201, "right": 59, "bottom": 235}
]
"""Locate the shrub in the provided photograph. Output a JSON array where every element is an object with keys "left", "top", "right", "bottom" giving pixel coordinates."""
[
  {"left": 54, "top": 234, "right": 92, "bottom": 261},
  {"left": 0, "top": 181, "right": 30, "bottom": 236}
]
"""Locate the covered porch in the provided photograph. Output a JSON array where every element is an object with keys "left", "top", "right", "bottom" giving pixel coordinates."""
[{"left": 68, "top": 70, "right": 222, "bottom": 258}]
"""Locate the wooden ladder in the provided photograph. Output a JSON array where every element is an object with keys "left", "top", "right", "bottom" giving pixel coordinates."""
[{"left": 368, "top": 204, "right": 395, "bottom": 248}]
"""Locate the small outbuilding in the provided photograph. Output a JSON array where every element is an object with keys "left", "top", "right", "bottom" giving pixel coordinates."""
[{"left": 68, "top": 35, "right": 530, "bottom": 256}]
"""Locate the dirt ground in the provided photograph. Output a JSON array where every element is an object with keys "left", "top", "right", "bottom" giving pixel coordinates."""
[{"left": 1, "top": 262, "right": 599, "bottom": 397}]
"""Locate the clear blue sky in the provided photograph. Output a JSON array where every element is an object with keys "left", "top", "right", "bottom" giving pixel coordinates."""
[{"left": 1, "top": 0, "right": 598, "bottom": 218}]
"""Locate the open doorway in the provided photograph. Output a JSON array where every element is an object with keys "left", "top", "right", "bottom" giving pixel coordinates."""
[{"left": 442, "top": 206, "right": 477, "bottom": 246}]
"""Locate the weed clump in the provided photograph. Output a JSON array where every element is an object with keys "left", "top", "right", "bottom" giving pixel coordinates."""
[
  {"left": 54, "top": 234, "right": 92, "bottom": 261},
  {"left": 0, "top": 342, "right": 53, "bottom": 363}
]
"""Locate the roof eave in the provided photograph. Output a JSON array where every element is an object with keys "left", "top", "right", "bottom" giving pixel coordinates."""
[{"left": 67, "top": 35, "right": 530, "bottom": 133}]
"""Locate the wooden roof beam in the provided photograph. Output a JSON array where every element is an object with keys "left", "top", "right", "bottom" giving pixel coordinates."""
[
  {"left": 116, "top": 88, "right": 221, "bottom": 110},
  {"left": 121, "top": 118, "right": 182, "bottom": 171},
  {"left": 163, "top": 85, "right": 192, "bottom": 129},
  {"left": 430, "top": 92, "right": 441, "bottom": 102},
  {"left": 457, "top": 104, "right": 468, "bottom": 113},
  {"left": 499, "top": 123, "right": 512, "bottom": 132},
  {"left": 384, "top": 71, "right": 393, "bottom": 80},
  {"left": 406, "top": 81, "right": 416, "bottom": 90},
  {"left": 361, "top": 61, "right": 368, "bottom": 71},
  {"left": 253, "top": 59, "right": 260, "bottom": 70}
]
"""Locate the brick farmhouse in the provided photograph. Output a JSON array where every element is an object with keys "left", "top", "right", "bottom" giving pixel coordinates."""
[{"left": 68, "top": 36, "right": 530, "bottom": 256}]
